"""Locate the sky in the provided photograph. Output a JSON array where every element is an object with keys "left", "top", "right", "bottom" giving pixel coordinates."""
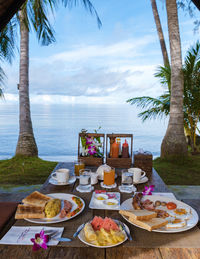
[{"left": 2, "top": 0, "right": 200, "bottom": 105}]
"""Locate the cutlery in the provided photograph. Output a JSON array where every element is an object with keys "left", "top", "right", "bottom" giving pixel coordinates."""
[
  {"left": 73, "top": 223, "right": 85, "bottom": 238},
  {"left": 115, "top": 220, "right": 133, "bottom": 241},
  {"left": 51, "top": 237, "right": 72, "bottom": 242},
  {"left": 45, "top": 230, "right": 72, "bottom": 242}
]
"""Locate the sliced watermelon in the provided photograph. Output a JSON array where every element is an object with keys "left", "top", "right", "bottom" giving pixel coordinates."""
[
  {"left": 91, "top": 216, "right": 104, "bottom": 231},
  {"left": 101, "top": 217, "right": 119, "bottom": 231}
]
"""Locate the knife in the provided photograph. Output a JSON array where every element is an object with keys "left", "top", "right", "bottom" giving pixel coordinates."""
[
  {"left": 52, "top": 237, "right": 72, "bottom": 242},
  {"left": 115, "top": 220, "right": 132, "bottom": 241},
  {"left": 73, "top": 223, "right": 85, "bottom": 238}
]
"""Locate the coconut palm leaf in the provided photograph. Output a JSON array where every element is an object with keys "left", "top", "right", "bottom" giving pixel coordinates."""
[
  {"left": 127, "top": 94, "right": 170, "bottom": 121},
  {"left": 61, "top": 0, "right": 102, "bottom": 28}
]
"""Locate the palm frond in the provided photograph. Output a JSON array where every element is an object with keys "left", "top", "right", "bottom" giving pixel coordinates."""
[
  {"left": 127, "top": 94, "right": 170, "bottom": 121},
  {"left": 154, "top": 65, "right": 171, "bottom": 91},
  {"left": 27, "top": 0, "right": 56, "bottom": 45},
  {"left": 61, "top": 0, "right": 102, "bottom": 28}
]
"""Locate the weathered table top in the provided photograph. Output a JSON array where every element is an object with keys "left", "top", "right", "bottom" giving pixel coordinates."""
[{"left": 0, "top": 163, "right": 200, "bottom": 259}]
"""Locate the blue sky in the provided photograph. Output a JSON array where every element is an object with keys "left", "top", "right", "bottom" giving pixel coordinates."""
[{"left": 2, "top": 0, "right": 200, "bottom": 105}]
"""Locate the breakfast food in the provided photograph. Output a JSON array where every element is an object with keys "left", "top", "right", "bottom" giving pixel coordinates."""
[
  {"left": 166, "top": 202, "right": 177, "bottom": 210},
  {"left": 84, "top": 217, "right": 126, "bottom": 246},
  {"left": 22, "top": 191, "right": 51, "bottom": 207},
  {"left": 15, "top": 204, "right": 45, "bottom": 219},
  {"left": 128, "top": 217, "right": 168, "bottom": 231},
  {"left": 45, "top": 199, "right": 61, "bottom": 218},
  {"left": 119, "top": 209, "right": 157, "bottom": 221},
  {"left": 166, "top": 218, "right": 186, "bottom": 229},
  {"left": 120, "top": 193, "right": 193, "bottom": 231},
  {"left": 66, "top": 196, "right": 83, "bottom": 218},
  {"left": 59, "top": 200, "right": 72, "bottom": 218}
]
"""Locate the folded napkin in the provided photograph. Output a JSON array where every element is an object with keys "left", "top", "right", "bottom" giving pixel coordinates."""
[{"left": 0, "top": 226, "right": 64, "bottom": 246}]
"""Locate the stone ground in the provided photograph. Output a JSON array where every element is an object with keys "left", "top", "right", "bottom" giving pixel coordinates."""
[{"left": 168, "top": 185, "right": 200, "bottom": 200}]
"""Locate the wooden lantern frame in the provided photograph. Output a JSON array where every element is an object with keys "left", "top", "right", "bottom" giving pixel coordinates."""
[
  {"left": 78, "top": 133, "right": 105, "bottom": 166},
  {"left": 106, "top": 134, "right": 133, "bottom": 168}
]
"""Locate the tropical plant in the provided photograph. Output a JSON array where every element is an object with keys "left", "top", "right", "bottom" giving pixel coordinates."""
[
  {"left": 0, "top": 20, "right": 17, "bottom": 98},
  {"left": 13, "top": 0, "right": 101, "bottom": 157},
  {"left": 150, "top": 0, "right": 169, "bottom": 66},
  {"left": 127, "top": 41, "right": 200, "bottom": 153},
  {"left": 160, "top": 0, "right": 187, "bottom": 157}
]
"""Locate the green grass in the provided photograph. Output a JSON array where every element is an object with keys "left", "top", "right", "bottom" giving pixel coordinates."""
[
  {"left": 153, "top": 154, "right": 200, "bottom": 185},
  {"left": 0, "top": 156, "right": 57, "bottom": 185}
]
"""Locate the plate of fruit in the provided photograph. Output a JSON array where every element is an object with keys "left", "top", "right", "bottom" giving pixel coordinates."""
[{"left": 78, "top": 216, "right": 129, "bottom": 248}]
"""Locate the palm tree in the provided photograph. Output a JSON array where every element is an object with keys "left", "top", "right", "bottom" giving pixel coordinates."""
[
  {"left": 161, "top": 0, "right": 187, "bottom": 158},
  {"left": 127, "top": 42, "right": 200, "bottom": 153},
  {"left": 0, "top": 20, "right": 16, "bottom": 98},
  {"left": 15, "top": 0, "right": 101, "bottom": 157},
  {"left": 16, "top": 2, "right": 56, "bottom": 156},
  {"left": 150, "top": 0, "right": 169, "bottom": 66}
]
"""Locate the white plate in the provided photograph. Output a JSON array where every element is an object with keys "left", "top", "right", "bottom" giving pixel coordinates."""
[
  {"left": 133, "top": 176, "right": 148, "bottom": 185},
  {"left": 120, "top": 195, "right": 199, "bottom": 233},
  {"left": 89, "top": 192, "right": 120, "bottom": 210},
  {"left": 25, "top": 193, "right": 85, "bottom": 224},
  {"left": 49, "top": 176, "right": 76, "bottom": 186},
  {"left": 78, "top": 220, "right": 129, "bottom": 248}
]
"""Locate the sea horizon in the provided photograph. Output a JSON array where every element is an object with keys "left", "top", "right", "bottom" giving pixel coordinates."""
[{"left": 0, "top": 102, "right": 167, "bottom": 161}]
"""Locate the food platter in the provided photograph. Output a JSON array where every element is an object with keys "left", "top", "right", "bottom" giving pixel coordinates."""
[
  {"left": 120, "top": 195, "right": 199, "bottom": 233},
  {"left": 78, "top": 219, "right": 129, "bottom": 248},
  {"left": 25, "top": 193, "right": 85, "bottom": 224}
]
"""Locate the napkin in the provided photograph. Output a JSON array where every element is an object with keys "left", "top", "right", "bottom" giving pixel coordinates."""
[{"left": 0, "top": 226, "right": 64, "bottom": 246}]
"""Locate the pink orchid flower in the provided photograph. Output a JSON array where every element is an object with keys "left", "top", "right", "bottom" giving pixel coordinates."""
[
  {"left": 142, "top": 185, "right": 155, "bottom": 195},
  {"left": 88, "top": 145, "right": 97, "bottom": 155},
  {"left": 86, "top": 137, "right": 94, "bottom": 145},
  {"left": 31, "top": 230, "right": 48, "bottom": 251}
]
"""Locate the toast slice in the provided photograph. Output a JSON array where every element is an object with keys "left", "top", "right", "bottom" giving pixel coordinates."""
[
  {"left": 128, "top": 217, "right": 168, "bottom": 231},
  {"left": 15, "top": 204, "right": 45, "bottom": 219},
  {"left": 22, "top": 191, "right": 51, "bottom": 207},
  {"left": 119, "top": 209, "right": 157, "bottom": 221}
]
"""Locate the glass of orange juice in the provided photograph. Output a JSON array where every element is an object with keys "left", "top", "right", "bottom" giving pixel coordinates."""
[
  {"left": 74, "top": 159, "right": 85, "bottom": 176},
  {"left": 103, "top": 167, "right": 115, "bottom": 186}
]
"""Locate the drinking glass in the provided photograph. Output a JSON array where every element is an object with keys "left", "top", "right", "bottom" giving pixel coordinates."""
[
  {"left": 79, "top": 169, "right": 91, "bottom": 190},
  {"left": 121, "top": 169, "right": 133, "bottom": 191},
  {"left": 103, "top": 167, "right": 115, "bottom": 186},
  {"left": 74, "top": 159, "right": 85, "bottom": 176}
]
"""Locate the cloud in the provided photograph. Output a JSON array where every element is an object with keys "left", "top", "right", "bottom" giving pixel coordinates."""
[{"left": 3, "top": 35, "right": 164, "bottom": 104}]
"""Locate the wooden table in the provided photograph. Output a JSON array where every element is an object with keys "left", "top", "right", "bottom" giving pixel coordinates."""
[{"left": 0, "top": 163, "right": 200, "bottom": 259}]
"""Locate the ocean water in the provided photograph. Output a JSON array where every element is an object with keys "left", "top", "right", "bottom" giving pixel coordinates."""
[{"left": 0, "top": 103, "right": 167, "bottom": 161}]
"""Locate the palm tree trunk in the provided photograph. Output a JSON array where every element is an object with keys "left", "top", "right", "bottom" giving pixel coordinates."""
[
  {"left": 150, "top": 0, "right": 169, "bottom": 66},
  {"left": 161, "top": 0, "right": 187, "bottom": 158},
  {"left": 16, "top": 10, "right": 38, "bottom": 157}
]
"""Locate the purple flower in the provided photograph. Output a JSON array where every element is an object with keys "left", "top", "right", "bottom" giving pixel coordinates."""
[
  {"left": 88, "top": 145, "right": 97, "bottom": 155},
  {"left": 31, "top": 230, "right": 48, "bottom": 251},
  {"left": 86, "top": 137, "right": 94, "bottom": 145},
  {"left": 142, "top": 185, "right": 155, "bottom": 195}
]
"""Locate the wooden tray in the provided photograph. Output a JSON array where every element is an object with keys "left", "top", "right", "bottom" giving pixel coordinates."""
[{"left": 106, "top": 134, "right": 133, "bottom": 168}]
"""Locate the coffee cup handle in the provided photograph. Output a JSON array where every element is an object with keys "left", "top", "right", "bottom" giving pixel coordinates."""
[
  {"left": 51, "top": 173, "right": 57, "bottom": 180},
  {"left": 141, "top": 171, "right": 145, "bottom": 178}
]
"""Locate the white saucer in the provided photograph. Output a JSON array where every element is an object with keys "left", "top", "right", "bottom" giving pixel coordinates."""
[
  {"left": 100, "top": 182, "right": 117, "bottom": 189},
  {"left": 76, "top": 185, "right": 94, "bottom": 193},
  {"left": 49, "top": 175, "right": 76, "bottom": 186},
  {"left": 133, "top": 176, "right": 148, "bottom": 185},
  {"left": 118, "top": 185, "right": 137, "bottom": 193}
]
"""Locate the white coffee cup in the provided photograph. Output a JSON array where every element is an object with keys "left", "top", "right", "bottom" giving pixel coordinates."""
[
  {"left": 128, "top": 168, "right": 145, "bottom": 183},
  {"left": 52, "top": 168, "right": 70, "bottom": 183}
]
